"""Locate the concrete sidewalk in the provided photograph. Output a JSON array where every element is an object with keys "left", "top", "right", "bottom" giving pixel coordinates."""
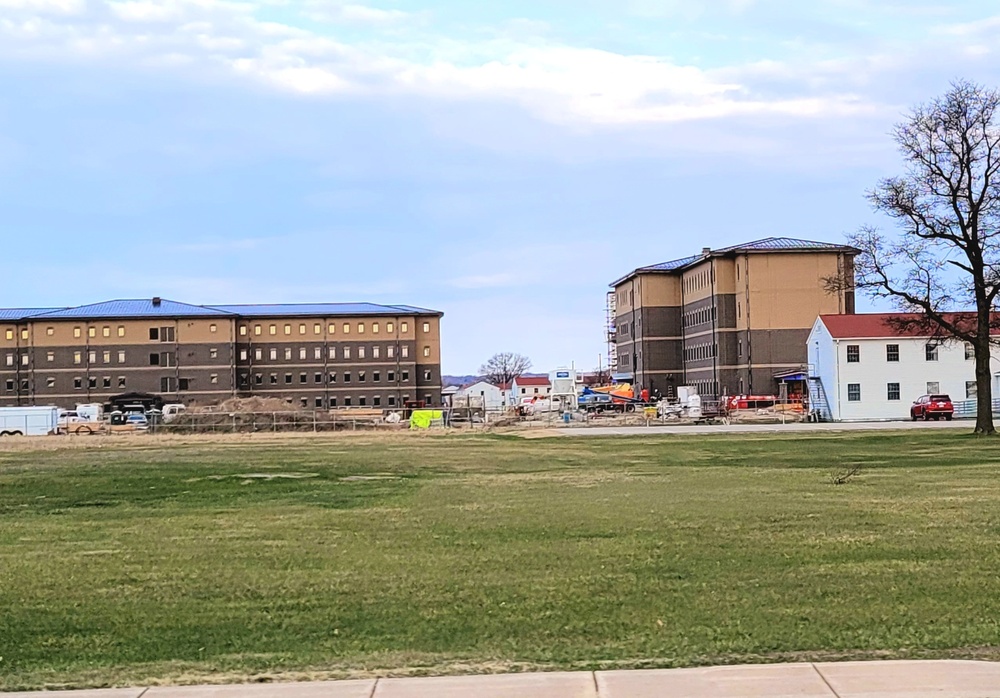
[{"left": 4, "top": 661, "right": 1000, "bottom": 697}]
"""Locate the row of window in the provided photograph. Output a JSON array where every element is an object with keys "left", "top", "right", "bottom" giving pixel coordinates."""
[
  {"left": 846, "top": 381, "right": 977, "bottom": 402},
  {"left": 238, "top": 344, "right": 429, "bottom": 362},
  {"left": 239, "top": 321, "right": 428, "bottom": 338},
  {"left": 240, "top": 369, "right": 425, "bottom": 386},
  {"left": 684, "top": 342, "right": 718, "bottom": 362},
  {"left": 4, "top": 320, "right": 435, "bottom": 342},
  {"left": 682, "top": 306, "right": 716, "bottom": 329},
  {"left": 846, "top": 343, "right": 974, "bottom": 363},
  {"left": 683, "top": 267, "right": 713, "bottom": 293}
]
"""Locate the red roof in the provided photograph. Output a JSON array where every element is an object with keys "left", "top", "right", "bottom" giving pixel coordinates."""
[
  {"left": 514, "top": 376, "right": 551, "bottom": 386},
  {"left": 819, "top": 313, "right": 997, "bottom": 339}
]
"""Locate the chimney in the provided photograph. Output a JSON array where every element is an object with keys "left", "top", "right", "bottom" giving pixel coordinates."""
[
  {"left": 701, "top": 247, "right": 711, "bottom": 256},
  {"left": 152, "top": 297, "right": 162, "bottom": 307}
]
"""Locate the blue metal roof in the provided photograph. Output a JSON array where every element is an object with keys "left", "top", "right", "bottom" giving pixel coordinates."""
[
  {"left": 30, "top": 299, "right": 235, "bottom": 319},
  {"left": 209, "top": 303, "right": 441, "bottom": 317},
  {"left": 612, "top": 237, "right": 858, "bottom": 286},
  {"left": 0, "top": 308, "right": 65, "bottom": 321},
  {"left": 714, "top": 237, "right": 857, "bottom": 253}
]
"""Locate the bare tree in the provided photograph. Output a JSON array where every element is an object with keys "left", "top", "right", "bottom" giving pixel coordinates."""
[
  {"left": 480, "top": 353, "right": 532, "bottom": 387},
  {"left": 831, "top": 81, "right": 1000, "bottom": 435}
]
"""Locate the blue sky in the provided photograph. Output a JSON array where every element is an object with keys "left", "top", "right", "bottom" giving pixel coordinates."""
[{"left": 2, "top": 1, "right": 1000, "bottom": 374}]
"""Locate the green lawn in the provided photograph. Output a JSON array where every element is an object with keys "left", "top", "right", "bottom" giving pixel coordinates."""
[{"left": 2, "top": 431, "right": 1000, "bottom": 690}]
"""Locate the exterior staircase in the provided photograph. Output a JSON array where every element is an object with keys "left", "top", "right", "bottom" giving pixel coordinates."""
[{"left": 808, "top": 376, "right": 833, "bottom": 422}]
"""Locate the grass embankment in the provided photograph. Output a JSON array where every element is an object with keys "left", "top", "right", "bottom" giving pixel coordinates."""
[{"left": 1, "top": 431, "right": 999, "bottom": 690}]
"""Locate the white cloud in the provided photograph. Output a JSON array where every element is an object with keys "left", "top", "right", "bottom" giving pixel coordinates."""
[
  {"left": 301, "top": 1, "right": 409, "bottom": 24},
  {"left": 0, "top": 0, "right": 84, "bottom": 13},
  {"left": 448, "top": 273, "right": 515, "bottom": 290}
]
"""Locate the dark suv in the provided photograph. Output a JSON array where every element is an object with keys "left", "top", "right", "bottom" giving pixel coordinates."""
[{"left": 911, "top": 394, "right": 954, "bottom": 421}]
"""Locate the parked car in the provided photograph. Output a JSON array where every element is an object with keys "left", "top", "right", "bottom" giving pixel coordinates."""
[
  {"left": 125, "top": 413, "right": 150, "bottom": 431},
  {"left": 910, "top": 394, "right": 954, "bottom": 421}
]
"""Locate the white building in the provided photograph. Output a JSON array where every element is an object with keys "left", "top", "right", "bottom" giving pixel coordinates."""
[
  {"left": 807, "top": 313, "right": 1000, "bottom": 421},
  {"left": 510, "top": 376, "right": 552, "bottom": 404},
  {"left": 452, "top": 380, "right": 506, "bottom": 411}
]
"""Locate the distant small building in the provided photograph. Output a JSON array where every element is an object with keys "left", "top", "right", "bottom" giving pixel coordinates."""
[
  {"left": 807, "top": 313, "right": 1000, "bottom": 421},
  {"left": 453, "top": 380, "right": 506, "bottom": 410},
  {"left": 510, "top": 376, "right": 552, "bottom": 403}
]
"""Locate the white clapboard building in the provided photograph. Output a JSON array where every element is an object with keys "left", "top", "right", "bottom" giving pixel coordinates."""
[{"left": 807, "top": 313, "right": 1000, "bottom": 421}]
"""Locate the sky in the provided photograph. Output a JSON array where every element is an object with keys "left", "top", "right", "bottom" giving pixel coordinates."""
[{"left": 2, "top": 1, "right": 1000, "bottom": 374}]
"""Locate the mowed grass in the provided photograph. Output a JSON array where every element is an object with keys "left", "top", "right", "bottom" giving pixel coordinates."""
[{"left": 2, "top": 431, "right": 1000, "bottom": 689}]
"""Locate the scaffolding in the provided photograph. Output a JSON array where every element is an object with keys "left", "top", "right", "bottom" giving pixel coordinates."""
[{"left": 606, "top": 291, "right": 617, "bottom": 373}]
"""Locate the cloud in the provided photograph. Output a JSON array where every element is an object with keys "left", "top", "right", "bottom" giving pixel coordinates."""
[
  {"left": 448, "top": 273, "right": 515, "bottom": 290},
  {"left": 0, "top": 0, "right": 83, "bottom": 13},
  {"left": 300, "top": 1, "right": 410, "bottom": 24}
]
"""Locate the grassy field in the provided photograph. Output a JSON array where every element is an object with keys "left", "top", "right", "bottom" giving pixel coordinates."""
[{"left": 2, "top": 430, "right": 1000, "bottom": 690}]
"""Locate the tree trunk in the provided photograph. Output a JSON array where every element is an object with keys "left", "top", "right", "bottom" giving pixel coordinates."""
[{"left": 975, "top": 340, "right": 996, "bottom": 435}]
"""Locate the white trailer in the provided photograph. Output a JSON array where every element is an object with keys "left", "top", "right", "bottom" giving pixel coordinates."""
[{"left": 0, "top": 407, "right": 61, "bottom": 436}]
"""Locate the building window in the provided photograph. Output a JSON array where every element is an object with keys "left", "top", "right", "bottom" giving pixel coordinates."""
[
  {"left": 344, "top": 397, "right": 352, "bottom": 407},
  {"left": 315, "top": 397, "right": 323, "bottom": 408},
  {"left": 423, "top": 322, "right": 430, "bottom": 333},
  {"left": 329, "top": 347, "right": 337, "bottom": 359},
  {"left": 73, "top": 327, "right": 81, "bottom": 339},
  {"left": 265, "top": 348, "right": 273, "bottom": 360},
  {"left": 330, "top": 397, "right": 337, "bottom": 407},
  {"left": 359, "top": 371, "right": 366, "bottom": 382},
  {"left": 175, "top": 377, "right": 188, "bottom": 391},
  {"left": 328, "top": 323, "right": 336, "bottom": 334},
  {"left": 388, "top": 395, "right": 396, "bottom": 406},
  {"left": 255, "top": 373, "right": 263, "bottom": 385},
  {"left": 343, "top": 323, "right": 350, "bottom": 334},
  {"left": 344, "top": 372, "right": 351, "bottom": 383},
  {"left": 73, "top": 351, "right": 82, "bottom": 365},
  {"left": 329, "top": 372, "right": 336, "bottom": 383},
  {"left": 358, "top": 346, "right": 366, "bottom": 359},
  {"left": 314, "top": 347, "right": 322, "bottom": 360},
  {"left": 102, "top": 326, "right": 110, "bottom": 338},
  {"left": 927, "top": 381, "right": 940, "bottom": 394},
  {"left": 387, "top": 322, "right": 394, "bottom": 333},
  {"left": 210, "top": 324, "right": 217, "bottom": 333},
  {"left": 315, "top": 372, "right": 323, "bottom": 384},
  {"left": 88, "top": 351, "right": 96, "bottom": 364},
  {"left": 161, "top": 377, "right": 176, "bottom": 392},
  {"left": 118, "top": 351, "right": 126, "bottom": 363},
  {"left": 102, "top": 351, "right": 110, "bottom": 364},
  {"left": 887, "top": 383, "right": 900, "bottom": 401},
  {"left": 372, "top": 323, "right": 379, "bottom": 334},
  {"left": 373, "top": 371, "right": 380, "bottom": 382},
  {"left": 300, "top": 372, "right": 307, "bottom": 383},
  {"left": 299, "top": 324, "right": 306, "bottom": 335},
  {"left": 387, "top": 345, "right": 395, "bottom": 358},
  {"left": 846, "top": 345, "right": 860, "bottom": 363},
  {"left": 965, "top": 343, "right": 975, "bottom": 360},
  {"left": 423, "top": 346, "right": 431, "bottom": 357},
  {"left": 88, "top": 327, "right": 96, "bottom": 338},
  {"left": 424, "top": 369, "right": 432, "bottom": 381},
  {"left": 374, "top": 396, "right": 381, "bottom": 406},
  {"left": 46, "top": 351, "right": 54, "bottom": 362},
  {"left": 847, "top": 384, "right": 861, "bottom": 402},
  {"left": 284, "top": 348, "right": 292, "bottom": 361},
  {"left": 886, "top": 344, "right": 899, "bottom": 362},
  {"left": 284, "top": 324, "right": 291, "bottom": 335},
  {"left": 269, "top": 324, "right": 277, "bottom": 335},
  {"left": 88, "top": 377, "right": 97, "bottom": 389},
  {"left": 359, "top": 396, "right": 367, "bottom": 406},
  {"left": 358, "top": 323, "right": 365, "bottom": 334},
  {"left": 285, "top": 373, "right": 293, "bottom": 384},
  {"left": 344, "top": 347, "right": 351, "bottom": 359},
  {"left": 210, "top": 348, "right": 218, "bottom": 359},
  {"left": 401, "top": 322, "right": 408, "bottom": 333},
  {"left": 254, "top": 325, "right": 262, "bottom": 336},
  {"left": 240, "top": 349, "right": 248, "bottom": 361},
  {"left": 103, "top": 377, "right": 111, "bottom": 389},
  {"left": 46, "top": 377, "right": 55, "bottom": 388},
  {"left": 967, "top": 381, "right": 978, "bottom": 399},
  {"left": 73, "top": 378, "right": 82, "bottom": 390},
  {"left": 46, "top": 327, "right": 54, "bottom": 336},
  {"left": 925, "top": 344, "right": 939, "bottom": 361},
  {"left": 149, "top": 327, "right": 159, "bottom": 341},
  {"left": 240, "top": 325, "right": 248, "bottom": 336},
  {"left": 299, "top": 348, "right": 307, "bottom": 360},
  {"left": 19, "top": 354, "right": 27, "bottom": 366},
  {"left": 271, "top": 373, "right": 278, "bottom": 384},
  {"left": 401, "top": 370, "right": 409, "bottom": 381},
  {"left": 314, "top": 323, "right": 322, "bottom": 335},
  {"left": 373, "top": 346, "right": 380, "bottom": 359},
  {"left": 388, "top": 371, "right": 395, "bottom": 381},
  {"left": 149, "top": 353, "right": 160, "bottom": 366},
  {"left": 402, "top": 345, "right": 409, "bottom": 358},
  {"left": 118, "top": 377, "right": 126, "bottom": 388},
  {"left": 211, "top": 374, "right": 219, "bottom": 384},
  {"left": 3, "top": 329, "right": 11, "bottom": 341}
]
